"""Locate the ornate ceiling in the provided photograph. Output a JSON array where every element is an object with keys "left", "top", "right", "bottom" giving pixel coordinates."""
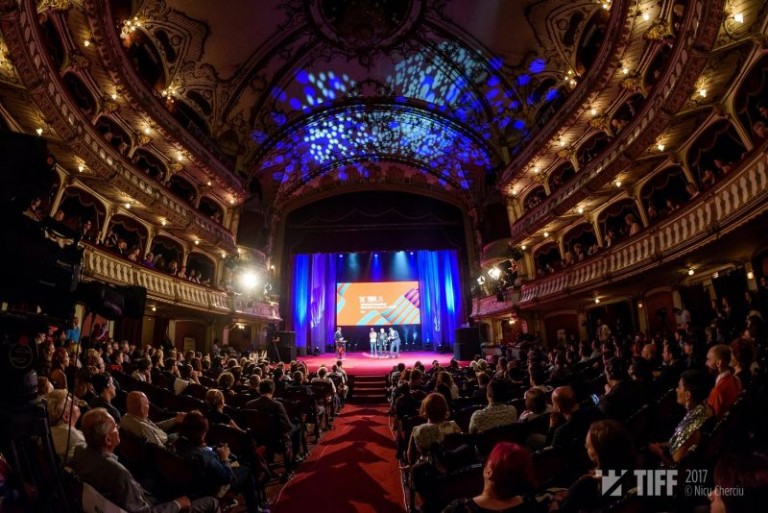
[{"left": 113, "top": 0, "right": 610, "bottom": 206}]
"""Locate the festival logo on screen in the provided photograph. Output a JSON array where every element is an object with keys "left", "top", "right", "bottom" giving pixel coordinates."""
[{"left": 336, "top": 281, "right": 421, "bottom": 326}]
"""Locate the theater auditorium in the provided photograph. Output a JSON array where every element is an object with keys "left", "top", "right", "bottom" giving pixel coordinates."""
[{"left": 1, "top": 1, "right": 767, "bottom": 512}]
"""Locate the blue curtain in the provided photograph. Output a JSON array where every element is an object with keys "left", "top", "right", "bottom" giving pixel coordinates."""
[
  {"left": 292, "top": 250, "right": 463, "bottom": 351},
  {"left": 291, "top": 254, "right": 310, "bottom": 351},
  {"left": 416, "top": 250, "right": 462, "bottom": 348},
  {"left": 309, "top": 253, "right": 336, "bottom": 353}
]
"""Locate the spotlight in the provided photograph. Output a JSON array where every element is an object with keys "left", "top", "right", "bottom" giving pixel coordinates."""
[
  {"left": 638, "top": 301, "right": 643, "bottom": 309},
  {"left": 476, "top": 276, "right": 486, "bottom": 285},
  {"left": 339, "top": 254, "right": 343, "bottom": 258},
  {"left": 488, "top": 267, "right": 502, "bottom": 280},
  {"left": 521, "top": 245, "right": 527, "bottom": 251},
  {"left": 747, "top": 271, "right": 755, "bottom": 280},
  {"left": 687, "top": 268, "right": 695, "bottom": 276},
  {"left": 239, "top": 269, "right": 259, "bottom": 291},
  {"left": 409, "top": 251, "right": 414, "bottom": 255},
  {"left": 151, "top": 305, "right": 157, "bottom": 312},
  {"left": 594, "top": 297, "right": 601, "bottom": 304},
  {"left": 734, "top": 12, "right": 744, "bottom": 23}
]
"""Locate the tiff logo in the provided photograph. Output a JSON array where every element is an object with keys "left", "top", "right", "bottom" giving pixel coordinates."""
[{"left": 598, "top": 469, "right": 678, "bottom": 497}]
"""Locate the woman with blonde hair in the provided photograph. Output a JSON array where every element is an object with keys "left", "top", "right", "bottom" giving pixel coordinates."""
[{"left": 48, "top": 389, "right": 86, "bottom": 461}]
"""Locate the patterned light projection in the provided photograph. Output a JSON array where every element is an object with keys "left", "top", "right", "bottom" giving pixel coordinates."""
[
  {"left": 261, "top": 103, "right": 490, "bottom": 192},
  {"left": 253, "top": 40, "right": 556, "bottom": 190}
]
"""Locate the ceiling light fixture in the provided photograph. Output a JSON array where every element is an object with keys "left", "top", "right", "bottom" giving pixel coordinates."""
[
  {"left": 543, "top": 231, "right": 549, "bottom": 238},
  {"left": 594, "top": 297, "right": 601, "bottom": 304},
  {"left": 657, "top": 143, "right": 665, "bottom": 151},
  {"left": 688, "top": 268, "right": 695, "bottom": 276},
  {"left": 621, "top": 66, "right": 630, "bottom": 76},
  {"left": 143, "top": 127, "right": 151, "bottom": 135},
  {"left": 614, "top": 180, "right": 622, "bottom": 188},
  {"left": 83, "top": 39, "right": 91, "bottom": 47},
  {"left": 590, "top": 107, "right": 598, "bottom": 117},
  {"left": 642, "top": 12, "right": 650, "bottom": 21},
  {"left": 78, "top": 164, "right": 85, "bottom": 172},
  {"left": 194, "top": 240, "right": 200, "bottom": 245},
  {"left": 747, "top": 270, "right": 755, "bottom": 280},
  {"left": 577, "top": 206, "right": 585, "bottom": 215},
  {"left": 733, "top": 13, "right": 744, "bottom": 23},
  {"left": 124, "top": 202, "right": 131, "bottom": 209},
  {"left": 160, "top": 219, "right": 167, "bottom": 226},
  {"left": 36, "top": 127, "right": 43, "bottom": 136},
  {"left": 698, "top": 88, "right": 707, "bottom": 98},
  {"left": 521, "top": 245, "right": 527, "bottom": 251}
]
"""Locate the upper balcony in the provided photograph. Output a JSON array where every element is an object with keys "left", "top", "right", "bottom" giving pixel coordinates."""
[
  {"left": 82, "top": 245, "right": 280, "bottom": 322},
  {"left": 472, "top": 144, "right": 768, "bottom": 317}
]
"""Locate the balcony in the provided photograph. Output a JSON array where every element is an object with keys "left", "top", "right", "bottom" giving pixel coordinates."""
[
  {"left": 473, "top": 147, "right": 768, "bottom": 317},
  {"left": 82, "top": 246, "right": 281, "bottom": 321}
]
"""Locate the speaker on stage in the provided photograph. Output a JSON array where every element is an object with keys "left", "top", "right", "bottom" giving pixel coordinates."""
[
  {"left": 453, "top": 327, "right": 480, "bottom": 361},
  {"left": 276, "top": 331, "right": 296, "bottom": 362}
]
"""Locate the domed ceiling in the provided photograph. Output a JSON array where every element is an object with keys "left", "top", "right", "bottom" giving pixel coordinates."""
[{"left": 117, "top": 0, "right": 610, "bottom": 207}]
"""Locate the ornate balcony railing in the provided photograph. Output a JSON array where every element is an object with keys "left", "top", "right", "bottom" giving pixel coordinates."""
[
  {"left": 473, "top": 146, "right": 768, "bottom": 317},
  {"left": 82, "top": 246, "right": 281, "bottom": 321}
]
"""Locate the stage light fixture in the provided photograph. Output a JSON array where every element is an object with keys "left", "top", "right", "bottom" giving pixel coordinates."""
[
  {"left": 239, "top": 269, "right": 259, "bottom": 291},
  {"left": 488, "top": 267, "right": 502, "bottom": 280},
  {"left": 476, "top": 276, "right": 486, "bottom": 285}
]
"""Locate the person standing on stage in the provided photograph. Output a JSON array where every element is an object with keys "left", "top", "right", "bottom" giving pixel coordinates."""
[
  {"left": 378, "top": 328, "right": 388, "bottom": 359},
  {"left": 388, "top": 327, "right": 401, "bottom": 359},
  {"left": 369, "top": 328, "right": 378, "bottom": 358},
  {"left": 334, "top": 327, "right": 345, "bottom": 360}
]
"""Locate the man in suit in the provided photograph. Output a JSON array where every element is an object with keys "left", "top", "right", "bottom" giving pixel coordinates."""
[
  {"left": 246, "top": 379, "right": 303, "bottom": 461},
  {"left": 334, "top": 327, "right": 345, "bottom": 359},
  {"left": 388, "top": 327, "right": 401, "bottom": 358},
  {"left": 71, "top": 408, "right": 217, "bottom": 513}
]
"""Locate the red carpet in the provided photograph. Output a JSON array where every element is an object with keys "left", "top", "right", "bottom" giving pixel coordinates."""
[
  {"left": 298, "top": 351, "right": 463, "bottom": 377},
  {"left": 272, "top": 404, "right": 405, "bottom": 513}
]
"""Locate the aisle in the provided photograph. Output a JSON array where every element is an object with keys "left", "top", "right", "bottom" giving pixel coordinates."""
[{"left": 271, "top": 404, "right": 405, "bottom": 513}]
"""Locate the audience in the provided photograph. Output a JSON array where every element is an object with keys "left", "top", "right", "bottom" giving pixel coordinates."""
[
  {"left": 72, "top": 408, "right": 218, "bottom": 513},
  {"left": 120, "top": 391, "right": 183, "bottom": 446},
  {"left": 706, "top": 344, "right": 742, "bottom": 418},
  {"left": 407, "top": 393, "right": 461, "bottom": 464},
  {"left": 48, "top": 389, "right": 86, "bottom": 462}
]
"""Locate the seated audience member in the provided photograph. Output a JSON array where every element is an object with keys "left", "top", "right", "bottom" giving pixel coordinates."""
[
  {"left": 730, "top": 338, "right": 755, "bottom": 390},
  {"left": 442, "top": 442, "right": 537, "bottom": 513},
  {"left": 468, "top": 380, "right": 518, "bottom": 434},
  {"left": 648, "top": 370, "right": 713, "bottom": 465},
  {"left": 551, "top": 420, "right": 637, "bottom": 513},
  {"left": 545, "top": 386, "right": 602, "bottom": 449},
  {"left": 655, "top": 339, "right": 685, "bottom": 394},
  {"left": 72, "top": 408, "right": 217, "bottom": 513},
  {"left": 471, "top": 372, "right": 490, "bottom": 406},
  {"left": 48, "top": 389, "right": 86, "bottom": 461},
  {"left": 90, "top": 373, "right": 121, "bottom": 423},
  {"left": 597, "top": 359, "right": 645, "bottom": 421},
  {"left": 204, "top": 389, "right": 244, "bottom": 431},
  {"left": 518, "top": 387, "right": 552, "bottom": 421},
  {"left": 407, "top": 393, "right": 461, "bottom": 464},
  {"left": 706, "top": 344, "right": 742, "bottom": 418},
  {"left": 49, "top": 347, "right": 70, "bottom": 390},
  {"left": 173, "top": 411, "right": 262, "bottom": 513},
  {"left": 395, "top": 369, "right": 427, "bottom": 420},
  {"left": 245, "top": 379, "right": 303, "bottom": 460},
  {"left": 120, "top": 391, "right": 183, "bottom": 446},
  {"left": 709, "top": 452, "right": 768, "bottom": 513},
  {"left": 132, "top": 358, "right": 153, "bottom": 383}
]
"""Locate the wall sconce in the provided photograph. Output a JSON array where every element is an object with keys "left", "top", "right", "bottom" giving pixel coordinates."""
[
  {"left": 594, "top": 297, "right": 601, "bottom": 304},
  {"left": 747, "top": 270, "right": 755, "bottom": 280}
]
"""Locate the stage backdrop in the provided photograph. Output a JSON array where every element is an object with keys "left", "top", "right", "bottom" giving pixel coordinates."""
[{"left": 289, "top": 250, "right": 463, "bottom": 353}]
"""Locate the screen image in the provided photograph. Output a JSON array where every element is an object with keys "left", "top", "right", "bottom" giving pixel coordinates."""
[{"left": 336, "top": 281, "right": 420, "bottom": 326}]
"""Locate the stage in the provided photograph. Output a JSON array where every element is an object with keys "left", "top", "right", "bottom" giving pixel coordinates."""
[{"left": 297, "top": 351, "right": 461, "bottom": 377}]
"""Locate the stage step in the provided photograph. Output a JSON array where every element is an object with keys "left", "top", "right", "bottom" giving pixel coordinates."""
[{"left": 349, "top": 375, "right": 388, "bottom": 403}]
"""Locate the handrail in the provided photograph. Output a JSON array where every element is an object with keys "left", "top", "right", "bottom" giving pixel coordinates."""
[
  {"left": 473, "top": 146, "right": 768, "bottom": 315},
  {"left": 82, "top": 246, "right": 281, "bottom": 321}
]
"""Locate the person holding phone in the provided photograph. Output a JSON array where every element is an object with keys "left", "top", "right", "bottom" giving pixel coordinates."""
[{"left": 545, "top": 386, "right": 603, "bottom": 450}]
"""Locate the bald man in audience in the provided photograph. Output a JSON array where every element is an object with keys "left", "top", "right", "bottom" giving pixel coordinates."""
[
  {"left": 119, "top": 391, "right": 184, "bottom": 446},
  {"left": 706, "top": 344, "right": 742, "bottom": 418},
  {"left": 71, "top": 408, "right": 217, "bottom": 513},
  {"left": 546, "top": 386, "right": 602, "bottom": 449}
]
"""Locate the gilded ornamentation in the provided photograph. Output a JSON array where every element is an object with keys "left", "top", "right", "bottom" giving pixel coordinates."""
[{"left": 644, "top": 20, "right": 672, "bottom": 42}]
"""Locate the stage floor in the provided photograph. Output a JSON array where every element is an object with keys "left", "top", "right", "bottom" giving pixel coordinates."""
[{"left": 297, "top": 351, "right": 458, "bottom": 377}]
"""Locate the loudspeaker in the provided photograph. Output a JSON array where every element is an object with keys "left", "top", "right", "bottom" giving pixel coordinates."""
[
  {"left": 453, "top": 327, "right": 481, "bottom": 361},
  {"left": 278, "top": 346, "right": 297, "bottom": 362},
  {"left": 122, "top": 285, "right": 147, "bottom": 319},
  {"left": 276, "top": 331, "right": 295, "bottom": 348}
]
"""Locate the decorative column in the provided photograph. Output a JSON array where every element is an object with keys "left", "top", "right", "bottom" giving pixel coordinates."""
[
  {"left": 49, "top": 173, "right": 74, "bottom": 216},
  {"left": 590, "top": 216, "right": 604, "bottom": 247},
  {"left": 633, "top": 194, "right": 649, "bottom": 227}
]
